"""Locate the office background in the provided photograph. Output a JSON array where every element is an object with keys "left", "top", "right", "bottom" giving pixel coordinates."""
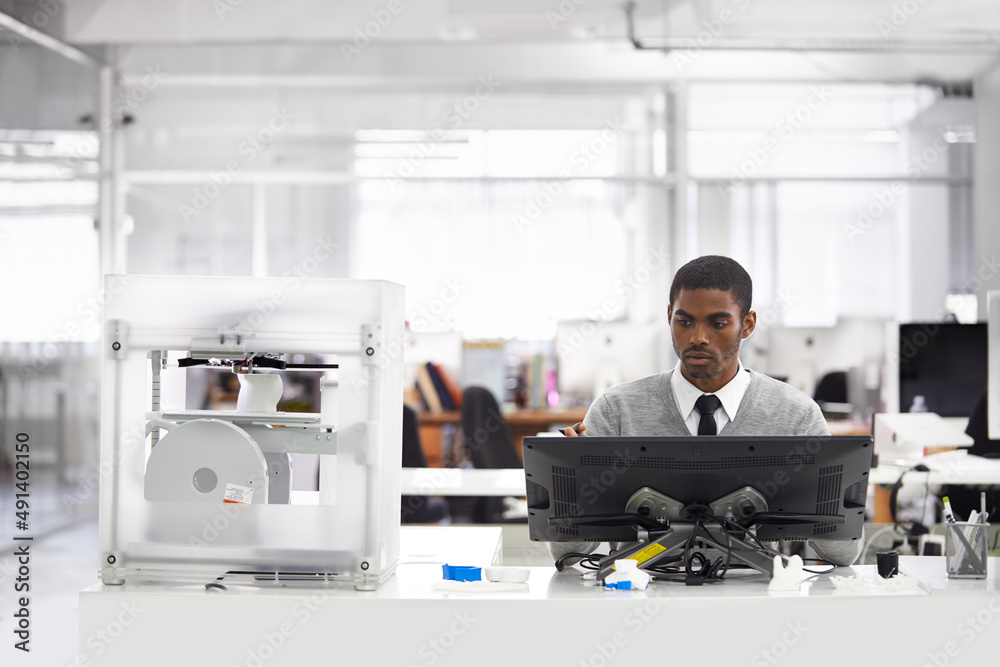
[{"left": 2, "top": 1, "right": 1000, "bottom": 663}]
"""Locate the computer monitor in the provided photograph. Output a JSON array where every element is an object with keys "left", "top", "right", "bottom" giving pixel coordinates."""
[
  {"left": 554, "top": 320, "right": 664, "bottom": 402},
  {"left": 523, "top": 435, "right": 871, "bottom": 546},
  {"left": 898, "top": 322, "right": 987, "bottom": 417}
]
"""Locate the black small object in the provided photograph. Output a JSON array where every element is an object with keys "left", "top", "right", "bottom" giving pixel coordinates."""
[
  {"left": 253, "top": 357, "right": 287, "bottom": 370},
  {"left": 876, "top": 551, "right": 899, "bottom": 578},
  {"left": 922, "top": 541, "right": 943, "bottom": 557}
]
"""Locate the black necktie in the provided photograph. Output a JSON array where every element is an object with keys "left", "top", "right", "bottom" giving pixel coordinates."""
[{"left": 695, "top": 394, "right": 722, "bottom": 436}]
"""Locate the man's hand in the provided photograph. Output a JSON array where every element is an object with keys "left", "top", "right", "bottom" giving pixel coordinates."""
[{"left": 560, "top": 422, "right": 587, "bottom": 437}]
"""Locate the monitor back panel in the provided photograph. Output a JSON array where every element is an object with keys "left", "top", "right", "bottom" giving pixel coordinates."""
[{"left": 523, "top": 435, "right": 872, "bottom": 543}]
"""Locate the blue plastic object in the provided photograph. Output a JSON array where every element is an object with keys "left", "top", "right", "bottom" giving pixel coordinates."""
[{"left": 442, "top": 564, "right": 482, "bottom": 582}]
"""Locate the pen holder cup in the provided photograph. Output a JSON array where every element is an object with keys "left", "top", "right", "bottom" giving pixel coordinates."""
[{"left": 945, "top": 522, "right": 989, "bottom": 579}]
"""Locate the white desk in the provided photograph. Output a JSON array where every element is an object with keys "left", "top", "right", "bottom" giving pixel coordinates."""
[
  {"left": 871, "top": 451, "right": 1000, "bottom": 485},
  {"left": 401, "top": 467, "right": 525, "bottom": 496},
  {"left": 80, "top": 527, "right": 1000, "bottom": 667}
]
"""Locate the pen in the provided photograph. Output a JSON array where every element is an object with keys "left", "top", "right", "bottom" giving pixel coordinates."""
[
  {"left": 981, "top": 492, "right": 987, "bottom": 522},
  {"left": 943, "top": 496, "right": 956, "bottom": 523},
  {"left": 955, "top": 510, "right": 980, "bottom": 572}
]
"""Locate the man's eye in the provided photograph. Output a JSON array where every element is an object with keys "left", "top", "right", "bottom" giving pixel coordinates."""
[{"left": 713, "top": 321, "right": 728, "bottom": 329}]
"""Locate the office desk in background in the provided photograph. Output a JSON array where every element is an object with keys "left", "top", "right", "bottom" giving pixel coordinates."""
[
  {"left": 401, "top": 467, "right": 526, "bottom": 496},
  {"left": 870, "top": 452, "right": 1000, "bottom": 522},
  {"left": 417, "top": 407, "right": 587, "bottom": 466}
]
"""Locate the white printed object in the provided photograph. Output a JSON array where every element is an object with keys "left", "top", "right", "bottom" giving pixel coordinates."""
[
  {"left": 768, "top": 554, "right": 803, "bottom": 592},
  {"left": 484, "top": 567, "right": 530, "bottom": 583},
  {"left": 237, "top": 372, "right": 284, "bottom": 413},
  {"left": 603, "top": 558, "right": 650, "bottom": 590}
]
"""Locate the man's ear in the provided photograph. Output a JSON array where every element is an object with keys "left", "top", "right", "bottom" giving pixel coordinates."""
[
  {"left": 667, "top": 304, "right": 673, "bottom": 321},
  {"left": 741, "top": 310, "right": 757, "bottom": 339}
]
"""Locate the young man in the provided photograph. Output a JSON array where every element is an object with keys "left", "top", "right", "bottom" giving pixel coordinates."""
[{"left": 561, "top": 255, "right": 861, "bottom": 567}]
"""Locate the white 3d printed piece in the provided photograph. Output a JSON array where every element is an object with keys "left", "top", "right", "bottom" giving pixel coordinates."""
[
  {"left": 236, "top": 373, "right": 284, "bottom": 413},
  {"left": 603, "top": 559, "right": 650, "bottom": 590},
  {"left": 768, "top": 554, "right": 803, "bottom": 592},
  {"left": 484, "top": 567, "right": 530, "bottom": 583}
]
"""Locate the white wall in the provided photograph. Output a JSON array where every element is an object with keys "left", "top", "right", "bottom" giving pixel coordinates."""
[{"left": 975, "top": 59, "right": 1000, "bottom": 320}]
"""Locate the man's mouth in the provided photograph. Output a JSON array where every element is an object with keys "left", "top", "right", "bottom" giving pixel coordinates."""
[{"left": 685, "top": 351, "right": 714, "bottom": 363}]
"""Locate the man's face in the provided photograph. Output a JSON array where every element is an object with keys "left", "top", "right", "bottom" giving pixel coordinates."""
[{"left": 668, "top": 288, "right": 756, "bottom": 392}]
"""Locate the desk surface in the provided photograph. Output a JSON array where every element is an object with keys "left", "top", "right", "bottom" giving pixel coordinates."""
[
  {"left": 401, "top": 467, "right": 526, "bottom": 496},
  {"left": 871, "top": 451, "right": 1000, "bottom": 485},
  {"left": 417, "top": 408, "right": 588, "bottom": 426},
  {"left": 80, "top": 526, "right": 1000, "bottom": 667}
]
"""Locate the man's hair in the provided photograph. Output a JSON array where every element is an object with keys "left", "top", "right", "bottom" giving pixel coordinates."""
[{"left": 669, "top": 255, "right": 753, "bottom": 317}]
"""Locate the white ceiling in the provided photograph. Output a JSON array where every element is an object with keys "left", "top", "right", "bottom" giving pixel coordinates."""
[
  {"left": 57, "top": 0, "right": 1000, "bottom": 46},
  {"left": 14, "top": 0, "right": 1000, "bottom": 82}
]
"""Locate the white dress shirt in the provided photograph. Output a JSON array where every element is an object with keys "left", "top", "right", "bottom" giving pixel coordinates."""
[{"left": 671, "top": 359, "right": 751, "bottom": 435}]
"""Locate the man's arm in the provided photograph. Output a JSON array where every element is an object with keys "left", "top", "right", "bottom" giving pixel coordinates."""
[
  {"left": 811, "top": 536, "right": 864, "bottom": 567},
  {"left": 582, "top": 394, "right": 617, "bottom": 436},
  {"left": 798, "top": 401, "right": 831, "bottom": 437}
]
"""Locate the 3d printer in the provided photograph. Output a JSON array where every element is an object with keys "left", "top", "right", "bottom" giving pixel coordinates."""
[{"left": 98, "top": 275, "right": 404, "bottom": 591}]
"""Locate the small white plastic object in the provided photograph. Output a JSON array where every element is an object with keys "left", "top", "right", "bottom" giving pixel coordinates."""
[
  {"left": 236, "top": 373, "right": 283, "bottom": 413},
  {"left": 830, "top": 573, "right": 921, "bottom": 593},
  {"left": 767, "top": 554, "right": 803, "bottom": 592},
  {"left": 603, "top": 558, "right": 649, "bottom": 590},
  {"left": 909, "top": 395, "right": 928, "bottom": 413},
  {"left": 484, "top": 567, "right": 530, "bottom": 583}
]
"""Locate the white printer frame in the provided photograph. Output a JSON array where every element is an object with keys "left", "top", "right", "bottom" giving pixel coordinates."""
[{"left": 98, "top": 275, "right": 404, "bottom": 591}]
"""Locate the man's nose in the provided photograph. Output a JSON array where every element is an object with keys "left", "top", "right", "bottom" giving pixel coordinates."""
[{"left": 690, "top": 324, "right": 710, "bottom": 346}]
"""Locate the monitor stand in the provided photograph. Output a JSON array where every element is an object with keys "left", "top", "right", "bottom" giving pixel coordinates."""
[
  {"left": 552, "top": 486, "right": 845, "bottom": 584},
  {"left": 595, "top": 522, "right": 782, "bottom": 583},
  {"left": 593, "top": 486, "right": 783, "bottom": 583}
]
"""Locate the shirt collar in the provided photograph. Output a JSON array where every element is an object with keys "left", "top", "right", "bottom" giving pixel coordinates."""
[{"left": 671, "top": 359, "right": 750, "bottom": 422}]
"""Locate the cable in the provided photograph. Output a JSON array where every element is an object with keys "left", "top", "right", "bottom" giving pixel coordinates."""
[
  {"left": 697, "top": 512, "right": 734, "bottom": 580},
  {"left": 799, "top": 558, "right": 838, "bottom": 577},
  {"left": 674, "top": 508, "right": 735, "bottom": 584},
  {"left": 554, "top": 552, "right": 605, "bottom": 572},
  {"left": 574, "top": 509, "right": 839, "bottom": 586}
]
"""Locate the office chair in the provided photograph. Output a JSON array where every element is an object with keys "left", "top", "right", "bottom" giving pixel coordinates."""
[
  {"left": 460, "top": 386, "right": 525, "bottom": 523},
  {"left": 813, "top": 371, "right": 848, "bottom": 405},
  {"left": 401, "top": 405, "right": 450, "bottom": 524}
]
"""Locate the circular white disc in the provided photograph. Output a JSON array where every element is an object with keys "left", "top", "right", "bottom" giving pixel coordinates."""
[{"left": 144, "top": 419, "right": 268, "bottom": 503}]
